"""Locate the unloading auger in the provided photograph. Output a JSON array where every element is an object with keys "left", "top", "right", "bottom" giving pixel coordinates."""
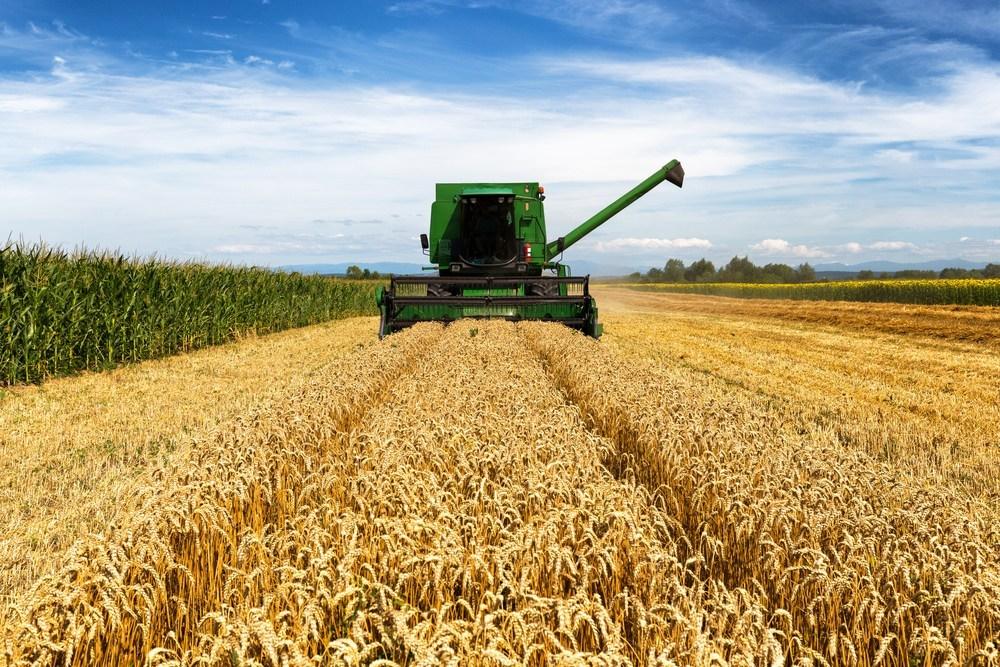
[{"left": 376, "top": 160, "right": 684, "bottom": 338}]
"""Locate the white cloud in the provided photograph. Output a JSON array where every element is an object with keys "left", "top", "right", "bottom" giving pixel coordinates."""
[
  {"left": 989, "top": 239, "right": 1000, "bottom": 246},
  {"left": 243, "top": 55, "right": 276, "bottom": 66},
  {"left": 750, "top": 239, "right": 830, "bottom": 258},
  {"left": 0, "top": 95, "right": 64, "bottom": 112},
  {"left": 874, "top": 148, "right": 916, "bottom": 164},
  {"left": 869, "top": 241, "right": 917, "bottom": 250},
  {"left": 594, "top": 237, "right": 712, "bottom": 252},
  {"left": 214, "top": 244, "right": 272, "bottom": 254},
  {"left": 960, "top": 236, "right": 971, "bottom": 242},
  {"left": 843, "top": 241, "right": 927, "bottom": 254}
]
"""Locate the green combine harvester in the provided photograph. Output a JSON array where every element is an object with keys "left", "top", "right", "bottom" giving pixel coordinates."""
[{"left": 376, "top": 160, "right": 684, "bottom": 339}]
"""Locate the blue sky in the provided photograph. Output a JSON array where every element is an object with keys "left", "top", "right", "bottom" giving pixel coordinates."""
[{"left": 1, "top": 0, "right": 999, "bottom": 269}]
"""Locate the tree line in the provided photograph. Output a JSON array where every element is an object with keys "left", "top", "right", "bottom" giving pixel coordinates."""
[
  {"left": 628, "top": 257, "right": 816, "bottom": 283},
  {"left": 856, "top": 265, "right": 1000, "bottom": 280},
  {"left": 628, "top": 257, "right": 1000, "bottom": 283},
  {"left": 344, "top": 265, "right": 385, "bottom": 280}
]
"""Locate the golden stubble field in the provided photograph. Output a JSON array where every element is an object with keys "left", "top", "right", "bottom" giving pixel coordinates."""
[{"left": 1, "top": 289, "right": 998, "bottom": 666}]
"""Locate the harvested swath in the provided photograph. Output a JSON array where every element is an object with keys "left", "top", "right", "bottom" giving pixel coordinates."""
[
  {"left": 524, "top": 322, "right": 1000, "bottom": 665},
  {"left": 0, "top": 242, "right": 376, "bottom": 385},
  {"left": 595, "top": 287, "right": 1000, "bottom": 347},
  {"left": 600, "top": 308, "right": 1000, "bottom": 500},
  {"left": 0, "top": 316, "right": 377, "bottom": 612}
]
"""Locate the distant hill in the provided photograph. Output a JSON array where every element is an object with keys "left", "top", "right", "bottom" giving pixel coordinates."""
[
  {"left": 278, "top": 262, "right": 426, "bottom": 276},
  {"left": 814, "top": 259, "right": 987, "bottom": 273},
  {"left": 563, "top": 259, "right": 639, "bottom": 277},
  {"left": 278, "top": 259, "right": 634, "bottom": 277}
]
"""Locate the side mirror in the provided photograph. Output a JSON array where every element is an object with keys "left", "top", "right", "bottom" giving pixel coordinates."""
[{"left": 419, "top": 233, "right": 429, "bottom": 250}]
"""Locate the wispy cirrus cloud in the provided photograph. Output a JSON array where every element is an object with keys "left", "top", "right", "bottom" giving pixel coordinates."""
[
  {"left": 869, "top": 240, "right": 918, "bottom": 250},
  {"left": 864, "top": 0, "right": 1000, "bottom": 41},
  {"left": 594, "top": 237, "right": 712, "bottom": 252},
  {"left": 750, "top": 239, "right": 831, "bottom": 259}
]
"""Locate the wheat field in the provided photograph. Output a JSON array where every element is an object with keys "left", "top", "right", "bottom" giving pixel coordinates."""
[{"left": 1, "top": 290, "right": 998, "bottom": 665}]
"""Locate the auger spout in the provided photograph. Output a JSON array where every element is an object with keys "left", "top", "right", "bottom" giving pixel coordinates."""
[{"left": 544, "top": 160, "right": 684, "bottom": 261}]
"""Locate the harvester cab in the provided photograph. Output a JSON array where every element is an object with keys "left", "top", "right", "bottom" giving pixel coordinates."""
[{"left": 376, "top": 160, "right": 684, "bottom": 339}]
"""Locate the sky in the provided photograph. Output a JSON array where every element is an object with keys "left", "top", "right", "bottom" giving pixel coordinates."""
[{"left": 1, "top": 0, "right": 999, "bottom": 270}]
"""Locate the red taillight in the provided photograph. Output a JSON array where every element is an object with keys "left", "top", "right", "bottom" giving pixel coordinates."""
[{"left": 523, "top": 242, "right": 532, "bottom": 259}]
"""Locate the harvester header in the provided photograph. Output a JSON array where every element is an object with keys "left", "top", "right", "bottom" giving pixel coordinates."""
[{"left": 376, "top": 159, "right": 684, "bottom": 338}]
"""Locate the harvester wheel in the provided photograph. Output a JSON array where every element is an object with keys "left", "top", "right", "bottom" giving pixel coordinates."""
[
  {"left": 428, "top": 283, "right": 458, "bottom": 297},
  {"left": 378, "top": 307, "right": 389, "bottom": 339},
  {"left": 527, "top": 281, "right": 559, "bottom": 297}
]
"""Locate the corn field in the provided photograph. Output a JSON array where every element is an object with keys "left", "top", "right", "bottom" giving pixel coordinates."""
[
  {"left": 0, "top": 242, "right": 376, "bottom": 385},
  {"left": 1, "top": 292, "right": 998, "bottom": 665},
  {"left": 629, "top": 278, "right": 1000, "bottom": 306}
]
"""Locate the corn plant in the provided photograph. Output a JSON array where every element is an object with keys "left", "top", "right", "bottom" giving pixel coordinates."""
[{"left": 0, "top": 242, "right": 376, "bottom": 385}]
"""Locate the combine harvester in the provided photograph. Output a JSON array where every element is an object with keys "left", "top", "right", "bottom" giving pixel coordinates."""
[{"left": 376, "top": 160, "right": 684, "bottom": 338}]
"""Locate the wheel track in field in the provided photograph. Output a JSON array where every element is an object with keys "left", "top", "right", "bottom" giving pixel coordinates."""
[{"left": 520, "top": 321, "right": 1000, "bottom": 666}]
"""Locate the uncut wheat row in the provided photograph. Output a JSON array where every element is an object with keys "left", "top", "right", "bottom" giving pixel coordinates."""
[
  {"left": 0, "top": 316, "right": 378, "bottom": 612},
  {"left": 523, "top": 322, "right": 1000, "bottom": 666},
  {"left": 7, "top": 319, "right": 998, "bottom": 666},
  {"left": 6, "top": 320, "right": 790, "bottom": 666},
  {"left": 3, "top": 323, "right": 441, "bottom": 665}
]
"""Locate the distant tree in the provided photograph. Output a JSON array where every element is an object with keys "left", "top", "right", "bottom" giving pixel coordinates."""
[
  {"left": 749, "top": 264, "right": 796, "bottom": 283},
  {"left": 984, "top": 263, "right": 1000, "bottom": 278},
  {"left": 939, "top": 267, "right": 969, "bottom": 278},
  {"left": 717, "top": 256, "right": 758, "bottom": 283},
  {"left": 345, "top": 265, "right": 363, "bottom": 279},
  {"left": 646, "top": 267, "right": 664, "bottom": 281},
  {"left": 857, "top": 270, "right": 876, "bottom": 280},
  {"left": 796, "top": 263, "right": 816, "bottom": 282},
  {"left": 663, "top": 258, "right": 686, "bottom": 282},
  {"left": 628, "top": 271, "right": 642, "bottom": 281},
  {"left": 894, "top": 270, "right": 937, "bottom": 280},
  {"left": 684, "top": 258, "right": 716, "bottom": 282}
]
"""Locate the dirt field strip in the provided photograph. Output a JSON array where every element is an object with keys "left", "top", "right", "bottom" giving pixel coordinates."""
[
  {"left": 523, "top": 321, "right": 1000, "bottom": 665},
  {"left": 0, "top": 317, "right": 377, "bottom": 619}
]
